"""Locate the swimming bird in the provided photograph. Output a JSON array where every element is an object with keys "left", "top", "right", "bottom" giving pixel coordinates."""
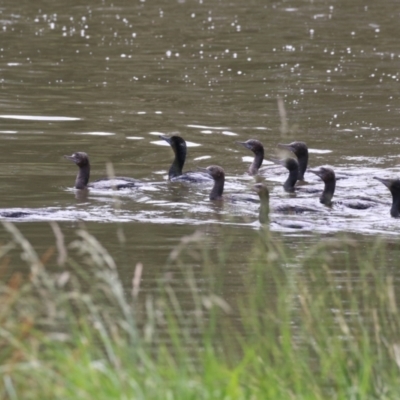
[
  {"left": 65, "top": 152, "right": 139, "bottom": 190},
  {"left": 271, "top": 158, "right": 299, "bottom": 192},
  {"left": 309, "top": 167, "right": 336, "bottom": 206},
  {"left": 311, "top": 166, "right": 377, "bottom": 210},
  {"left": 236, "top": 139, "right": 264, "bottom": 175},
  {"left": 159, "top": 135, "right": 212, "bottom": 182},
  {"left": 199, "top": 167, "right": 316, "bottom": 224},
  {"left": 278, "top": 141, "right": 308, "bottom": 180},
  {"left": 199, "top": 165, "right": 259, "bottom": 204},
  {"left": 198, "top": 165, "right": 225, "bottom": 200},
  {"left": 374, "top": 177, "right": 400, "bottom": 217}
]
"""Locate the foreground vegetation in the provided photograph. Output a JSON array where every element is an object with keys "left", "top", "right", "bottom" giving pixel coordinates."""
[{"left": 0, "top": 221, "right": 399, "bottom": 399}]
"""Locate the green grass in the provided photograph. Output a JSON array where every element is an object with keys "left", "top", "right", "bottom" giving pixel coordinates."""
[{"left": 0, "top": 222, "right": 400, "bottom": 399}]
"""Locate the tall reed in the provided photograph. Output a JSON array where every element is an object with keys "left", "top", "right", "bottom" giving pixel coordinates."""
[{"left": 0, "top": 222, "right": 399, "bottom": 399}]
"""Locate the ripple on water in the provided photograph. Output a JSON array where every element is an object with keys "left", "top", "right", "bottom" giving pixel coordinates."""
[
  {"left": 193, "top": 155, "right": 211, "bottom": 161},
  {"left": 187, "top": 124, "right": 229, "bottom": 130},
  {"left": 308, "top": 149, "right": 332, "bottom": 154},
  {"left": 222, "top": 131, "right": 239, "bottom": 136},
  {"left": 343, "top": 156, "right": 386, "bottom": 164},
  {"left": 0, "top": 115, "right": 80, "bottom": 121},
  {"left": 2, "top": 176, "right": 399, "bottom": 236},
  {"left": 1, "top": 6, "right": 399, "bottom": 236},
  {"left": 242, "top": 156, "right": 273, "bottom": 166},
  {"left": 75, "top": 132, "right": 116, "bottom": 136}
]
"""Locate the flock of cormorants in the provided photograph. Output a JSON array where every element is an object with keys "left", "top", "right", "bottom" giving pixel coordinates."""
[{"left": 64, "top": 135, "right": 400, "bottom": 223}]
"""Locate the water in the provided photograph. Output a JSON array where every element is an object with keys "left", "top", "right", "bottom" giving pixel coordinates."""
[{"left": 1, "top": 0, "right": 400, "bottom": 322}]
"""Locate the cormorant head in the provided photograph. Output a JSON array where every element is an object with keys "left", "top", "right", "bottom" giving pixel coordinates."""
[
  {"left": 374, "top": 177, "right": 400, "bottom": 196},
  {"left": 199, "top": 165, "right": 225, "bottom": 181},
  {"left": 159, "top": 135, "right": 187, "bottom": 155},
  {"left": 309, "top": 167, "right": 335, "bottom": 183},
  {"left": 64, "top": 152, "right": 89, "bottom": 167},
  {"left": 278, "top": 141, "right": 308, "bottom": 157},
  {"left": 236, "top": 139, "right": 264, "bottom": 154}
]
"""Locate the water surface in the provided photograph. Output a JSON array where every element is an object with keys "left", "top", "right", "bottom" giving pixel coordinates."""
[{"left": 1, "top": 0, "right": 400, "bottom": 334}]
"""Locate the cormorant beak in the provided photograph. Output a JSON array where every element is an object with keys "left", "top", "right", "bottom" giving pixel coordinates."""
[
  {"left": 235, "top": 141, "right": 250, "bottom": 150},
  {"left": 64, "top": 155, "right": 77, "bottom": 163},
  {"left": 374, "top": 176, "right": 391, "bottom": 189},
  {"left": 277, "top": 143, "right": 293, "bottom": 152},
  {"left": 309, "top": 169, "right": 322, "bottom": 178},
  {"left": 159, "top": 135, "right": 172, "bottom": 144},
  {"left": 197, "top": 166, "right": 210, "bottom": 175}
]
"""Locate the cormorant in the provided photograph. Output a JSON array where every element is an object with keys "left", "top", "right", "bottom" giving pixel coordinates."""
[
  {"left": 374, "top": 177, "right": 400, "bottom": 217},
  {"left": 159, "top": 135, "right": 212, "bottom": 182},
  {"left": 65, "top": 152, "right": 139, "bottom": 190},
  {"left": 236, "top": 139, "right": 265, "bottom": 175},
  {"left": 278, "top": 141, "right": 308, "bottom": 180}
]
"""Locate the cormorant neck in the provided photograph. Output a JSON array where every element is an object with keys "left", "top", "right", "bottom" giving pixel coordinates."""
[
  {"left": 320, "top": 179, "right": 335, "bottom": 206},
  {"left": 210, "top": 177, "right": 224, "bottom": 200},
  {"left": 168, "top": 147, "right": 186, "bottom": 179},
  {"left": 297, "top": 154, "right": 308, "bottom": 181},
  {"left": 390, "top": 192, "right": 400, "bottom": 217},
  {"left": 284, "top": 168, "right": 298, "bottom": 192},
  {"left": 75, "top": 164, "right": 90, "bottom": 189},
  {"left": 249, "top": 148, "right": 264, "bottom": 175}
]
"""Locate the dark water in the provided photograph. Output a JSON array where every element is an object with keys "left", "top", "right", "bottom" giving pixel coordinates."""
[{"left": 1, "top": 0, "right": 400, "bottom": 313}]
